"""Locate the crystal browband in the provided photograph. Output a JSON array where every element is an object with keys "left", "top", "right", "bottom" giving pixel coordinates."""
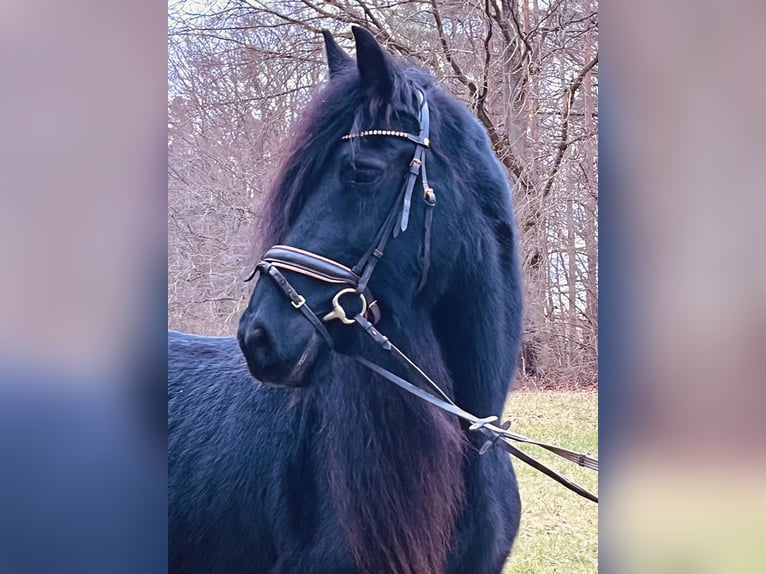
[{"left": 342, "top": 130, "right": 430, "bottom": 147}]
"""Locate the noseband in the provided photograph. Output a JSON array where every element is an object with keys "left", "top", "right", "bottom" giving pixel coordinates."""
[{"left": 245, "top": 89, "right": 436, "bottom": 348}]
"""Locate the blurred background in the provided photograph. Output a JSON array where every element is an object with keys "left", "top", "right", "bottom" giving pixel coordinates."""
[
  {"left": 0, "top": 0, "right": 764, "bottom": 571},
  {"left": 601, "top": 1, "right": 766, "bottom": 571},
  {"left": 0, "top": 1, "right": 167, "bottom": 572}
]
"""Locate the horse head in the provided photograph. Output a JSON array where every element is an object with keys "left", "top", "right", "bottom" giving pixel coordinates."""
[{"left": 238, "top": 27, "right": 521, "bottom": 410}]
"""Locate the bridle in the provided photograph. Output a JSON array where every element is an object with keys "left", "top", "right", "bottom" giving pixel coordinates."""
[
  {"left": 245, "top": 88, "right": 435, "bottom": 348},
  {"left": 244, "top": 89, "right": 599, "bottom": 503}
]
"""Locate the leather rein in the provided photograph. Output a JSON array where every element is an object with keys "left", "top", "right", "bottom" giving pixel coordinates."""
[{"left": 245, "top": 90, "right": 598, "bottom": 503}]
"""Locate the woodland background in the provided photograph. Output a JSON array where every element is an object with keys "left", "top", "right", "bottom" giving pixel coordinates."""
[{"left": 168, "top": 0, "right": 598, "bottom": 388}]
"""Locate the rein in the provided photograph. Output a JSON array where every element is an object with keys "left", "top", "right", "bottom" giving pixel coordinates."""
[{"left": 246, "top": 89, "right": 598, "bottom": 504}]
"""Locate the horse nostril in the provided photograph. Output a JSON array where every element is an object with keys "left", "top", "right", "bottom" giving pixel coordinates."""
[
  {"left": 251, "top": 326, "right": 268, "bottom": 344},
  {"left": 246, "top": 325, "right": 269, "bottom": 349},
  {"left": 239, "top": 323, "right": 276, "bottom": 373}
]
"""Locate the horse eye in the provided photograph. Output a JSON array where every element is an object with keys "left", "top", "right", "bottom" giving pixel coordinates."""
[
  {"left": 342, "top": 161, "right": 384, "bottom": 187},
  {"left": 352, "top": 167, "right": 382, "bottom": 184}
]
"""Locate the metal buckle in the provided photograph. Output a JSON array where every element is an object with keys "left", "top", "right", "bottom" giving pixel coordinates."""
[
  {"left": 291, "top": 294, "right": 306, "bottom": 309},
  {"left": 322, "top": 288, "right": 367, "bottom": 325}
]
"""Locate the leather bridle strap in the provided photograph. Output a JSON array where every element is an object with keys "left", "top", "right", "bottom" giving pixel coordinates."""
[
  {"left": 351, "top": 313, "right": 599, "bottom": 503},
  {"left": 395, "top": 91, "right": 430, "bottom": 236},
  {"left": 352, "top": 312, "right": 454, "bottom": 404},
  {"left": 255, "top": 262, "right": 335, "bottom": 348},
  {"left": 358, "top": 355, "right": 599, "bottom": 504},
  {"left": 417, "top": 191, "right": 436, "bottom": 292},
  {"left": 352, "top": 179, "right": 410, "bottom": 295},
  {"left": 263, "top": 245, "right": 361, "bottom": 285},
  {"left": 348, "top": 90, "right": 432, "bottom": 294}
]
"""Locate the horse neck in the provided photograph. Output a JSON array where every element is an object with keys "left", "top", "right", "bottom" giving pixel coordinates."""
[
  {"left": 432, "top": 261, "right": 519, "bottom": 419},
  {"left": 308, "top": 335, "right": 465, "bottom": 574}
]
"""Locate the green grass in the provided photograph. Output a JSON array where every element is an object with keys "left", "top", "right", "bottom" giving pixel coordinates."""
[{"left": 501, "top": 390, "right": 598, "bottom": 573}]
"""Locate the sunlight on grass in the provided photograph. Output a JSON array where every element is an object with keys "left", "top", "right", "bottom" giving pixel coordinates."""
[{"left": 501, "top": 390, "right": 598, "bottom": 573}]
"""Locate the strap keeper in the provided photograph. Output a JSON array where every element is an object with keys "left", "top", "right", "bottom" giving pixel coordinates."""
[
  {"left": 479, "top": 420, "right": 511, "bottom": 455},
  {"left": 468, "top": 415, "right": 499, "bottom": 432}
]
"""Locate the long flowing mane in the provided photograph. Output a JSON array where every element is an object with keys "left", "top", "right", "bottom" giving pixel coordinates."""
[
  {"left": 310, "top": 343, "right": 465, "bottom": 573},
  {"left": 257, "top": 52, "right": 472, "bottom": 574}
]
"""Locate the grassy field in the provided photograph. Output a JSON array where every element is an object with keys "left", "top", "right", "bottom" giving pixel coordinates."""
[{"left": 501, "top": 390, "right": 598, "bottom": 573}]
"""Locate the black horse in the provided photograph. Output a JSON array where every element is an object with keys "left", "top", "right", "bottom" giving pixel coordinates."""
[{"left": 169, "top": 27, "right": 523, "bottom": 574}]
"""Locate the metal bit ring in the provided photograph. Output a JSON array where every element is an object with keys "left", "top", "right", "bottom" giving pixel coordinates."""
[{"left": 322, "top": 288, "right": 368, "bottom": 325}]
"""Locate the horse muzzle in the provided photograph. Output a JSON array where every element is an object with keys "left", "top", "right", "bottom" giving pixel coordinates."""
[{"left": 237, "top": 310, "right": 326, "bottom": 388}]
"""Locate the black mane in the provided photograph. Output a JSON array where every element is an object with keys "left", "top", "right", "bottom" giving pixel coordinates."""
[{"left": 170, "top": 28, "right": 522, "bottom": 574}]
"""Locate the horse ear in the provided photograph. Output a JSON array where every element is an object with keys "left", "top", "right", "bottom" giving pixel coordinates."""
[
  {"left": 322, "top": 30, "right": 352, "bottom": 79},
  {"left": 352, "top": 26, "right": 394, "bottom": 96}
]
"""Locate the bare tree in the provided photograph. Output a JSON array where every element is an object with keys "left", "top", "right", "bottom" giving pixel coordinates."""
[{"left": 168, "top": 0, "right": 599, "bottom": 387}]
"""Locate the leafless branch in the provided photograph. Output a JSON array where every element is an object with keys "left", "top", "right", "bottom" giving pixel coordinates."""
[{"left": 541, "top": 52, "right": 598, "bottom": 198}]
